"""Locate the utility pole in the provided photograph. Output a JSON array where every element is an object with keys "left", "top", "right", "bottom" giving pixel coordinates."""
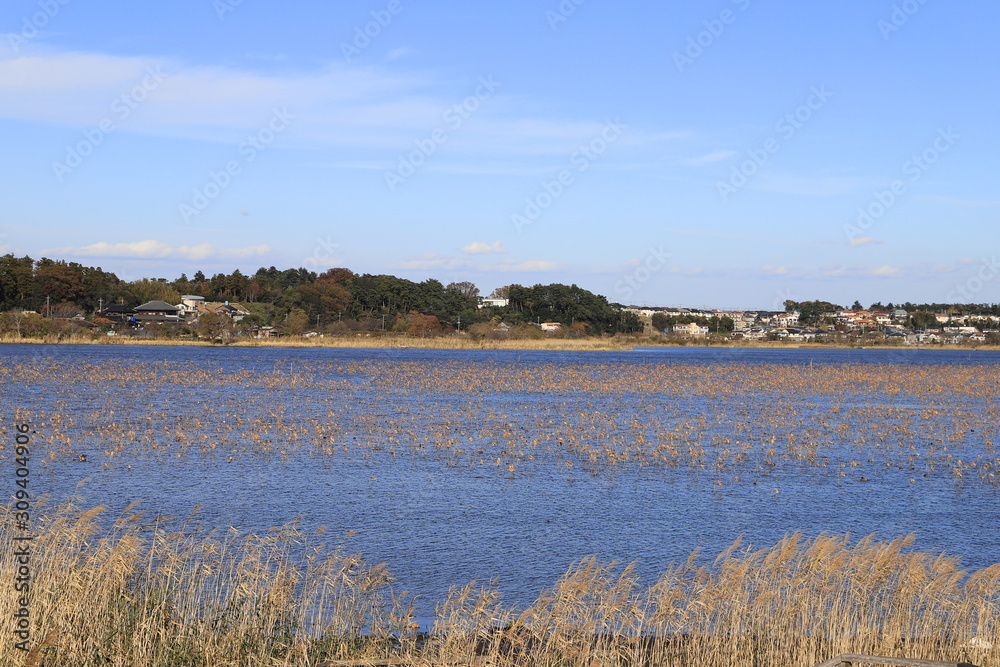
[
  {"left": 457, "top": 314, "right": 461, "bottom": 332},
  {"left": 98, "top": 297, "right": 103, "bottom": 314},
  {"left": 45, "top": 295, "right": 50, "bottom": 318}
]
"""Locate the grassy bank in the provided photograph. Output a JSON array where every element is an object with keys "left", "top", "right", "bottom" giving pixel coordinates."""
[
  {"left": 3, "top": 502, "right": 998, "bottom": 667},
  {"left": 4, "top": 331, "right": 1000, "bottom": 352}
]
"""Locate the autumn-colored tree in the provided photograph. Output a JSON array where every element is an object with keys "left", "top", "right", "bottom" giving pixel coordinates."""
[
  {"left": 294, "top": 268, "right": 353, "bottom": 324},
  {"left": 406, "top": 311, "right": 441, "bottom": 337}
]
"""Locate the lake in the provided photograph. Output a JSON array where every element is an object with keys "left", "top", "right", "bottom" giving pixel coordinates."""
[{"left": 2, "top": 342, "right": 998, "bottom": 626}]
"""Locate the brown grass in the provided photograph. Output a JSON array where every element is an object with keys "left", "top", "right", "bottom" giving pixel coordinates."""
[{"left": 3, "top": 502, "right": 998, "bottom": 666}]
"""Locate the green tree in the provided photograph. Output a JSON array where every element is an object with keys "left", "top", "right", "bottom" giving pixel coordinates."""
[
  {"left": 0, "top": 254, "right": 35, "bottom": 310},
  {"left": 195, "top": 312, "right": 236, "bottom": 343},
  {"left": 122, "top": 279, "right": 181, "bottom": 306},
  {"left": 910, "top": 311, "right": 937, "bottom": 329},
  {"left": 282, "top": 308, "right": 309, "bottom": 335}
]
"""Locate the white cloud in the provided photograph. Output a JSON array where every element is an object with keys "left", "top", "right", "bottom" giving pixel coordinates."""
[
  {"left": 871, "top": 265, "right": 900, "bottom": 276},
  {"left": 461, "top": 240, "right": 506, "bottom": 254},
  {"left": 762, "top": 264, "right": 788, "bottom": 275},
  {"left": 43, "top": 239, "right": 270, "bottom": 260},
  {"left": 848, "top": 236, "right": 882, "bottom": 247}
]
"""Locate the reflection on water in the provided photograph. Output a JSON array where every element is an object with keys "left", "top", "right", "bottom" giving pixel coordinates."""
[{"left": 2, "top": 343, "right": 999, "bottom": 623}]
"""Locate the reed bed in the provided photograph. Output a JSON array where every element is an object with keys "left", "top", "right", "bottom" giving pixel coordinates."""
[
  {"left": 4, "top": 359, "right": 999, "bottom": 486},
  {"left": 1, "top": 501, "right": 415, "bottom": 667},
  {"left": 3, "top": 501, "right": 998, "bottom": 666}
]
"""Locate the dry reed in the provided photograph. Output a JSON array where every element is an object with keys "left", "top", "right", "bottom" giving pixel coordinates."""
[{"left": 3, "top": 502, "right": 998, "bottom": 667}]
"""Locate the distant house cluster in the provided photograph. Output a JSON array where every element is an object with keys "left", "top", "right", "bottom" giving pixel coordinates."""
[
  {"left": 625, "top": 306, "right": 996, "bottom": 344},
  {"left": 98, "top": 296, "right": 253, "bottom": 333}
]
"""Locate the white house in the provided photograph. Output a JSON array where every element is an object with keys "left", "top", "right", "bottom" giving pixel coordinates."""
[{"left": 477, "top": 297, "right": 509, "bottom": 309}]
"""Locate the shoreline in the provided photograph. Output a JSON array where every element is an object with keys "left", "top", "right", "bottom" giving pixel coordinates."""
[{"left": 3, "top": 335, "right": 1000, "bottom": 352}]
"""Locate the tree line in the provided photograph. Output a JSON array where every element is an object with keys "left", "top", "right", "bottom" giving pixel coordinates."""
[{"left": 0, "top": 254, "right": 642, "bottom": 336}]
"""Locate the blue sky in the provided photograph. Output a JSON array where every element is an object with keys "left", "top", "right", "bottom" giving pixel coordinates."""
[{"left": 2, "top": 0, "right": 998, "bottom": 309}]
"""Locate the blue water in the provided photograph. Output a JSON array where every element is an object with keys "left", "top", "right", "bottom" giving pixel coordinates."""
[{"left": 2, "top": 343, "right": 998, "bottom": 625}]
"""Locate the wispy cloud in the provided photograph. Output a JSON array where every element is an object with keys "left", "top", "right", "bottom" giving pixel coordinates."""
[
  {"left": 871, "top": 265, "right": 900, "bottom": 276},
  {"left": 755, "top": 172, "right": 867, "bottom": 196},
  {"left": 396, "top": 254, "right": 472, "bottom": 271},
  {"left": 917, "top": 195, "right": 1000, "bottom": 207},
  {"left": 0, "top": 50, "right": 683, "bottom": 159},
  {"left": 685, "top": 149, "right": 736, "bottom": 165},
  {"left": 44, "top": 239, "right": 271, "bottom": 260},
  {"left": 663, "top": 226, "right": 838, "bottom": 249},
  {"left": 482, "top": 259, "right": 563, "bottom": 272}
]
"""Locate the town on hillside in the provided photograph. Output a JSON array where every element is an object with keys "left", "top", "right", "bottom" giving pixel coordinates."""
[{"left": 625, "top": 304, "right": 999, "bottom": 345}]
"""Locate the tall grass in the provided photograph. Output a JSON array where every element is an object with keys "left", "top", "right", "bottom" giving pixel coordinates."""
[
  {"left": 1, "top": 501, "right": 414, "bottom": 666},
  {"left": 3, "top": 503, "right": 998, "bottom": 666}
]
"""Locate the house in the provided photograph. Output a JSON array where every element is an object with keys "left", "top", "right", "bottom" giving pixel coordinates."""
[
  {"left": 672, "top": 322, "right": 709, "bottom": 337},
  {"left": 196, "top": 301, "right": 250, "bottom": 322},
  {"left": 253, "top": 326, "right": 279, "bottom": 338},
  {"left": 99, "top": 304, "right": 137, "bottom": 323},
  {"left": 775, "top": 311, "right": 800, "bottom": 326},
  {"left": 177, "top": 295, "right": 205, "bottom": 316},
  {"left": 540, "top": 322, "right": 562, "bottom": 332},
  {"left": 133, "top": 300, "right": 183, "bottom": 323},
  {"left": 477, "top": 297, "right": 509, "bottom": 309}
]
